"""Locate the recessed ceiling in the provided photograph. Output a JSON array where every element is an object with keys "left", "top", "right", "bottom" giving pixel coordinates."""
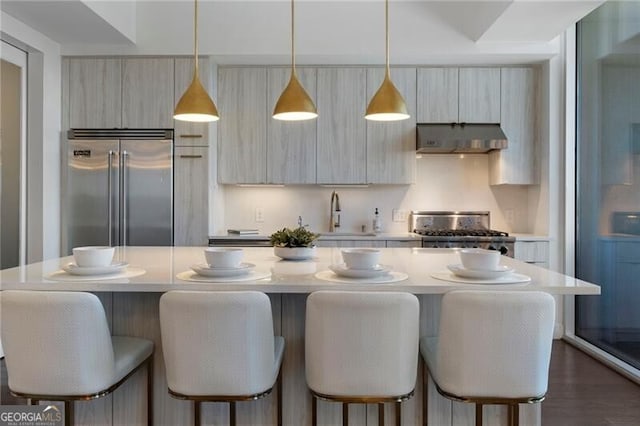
[
  {"left": 1, "top": 0, "right": 608, "bottom": 64},
  {"left": 1, "top": 0, "right": 135, "bottom": 45}
]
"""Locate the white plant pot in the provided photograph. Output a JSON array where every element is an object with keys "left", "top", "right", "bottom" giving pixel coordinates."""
[{"left": 274, "top": 246, "right": 316, "bottom": 261}]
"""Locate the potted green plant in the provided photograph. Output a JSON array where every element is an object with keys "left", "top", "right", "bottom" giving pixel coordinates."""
[{"left": 270, "top": 226, "right": 319, "bottom": 260}]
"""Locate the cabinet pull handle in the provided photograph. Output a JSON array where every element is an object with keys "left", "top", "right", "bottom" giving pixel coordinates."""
[
  {"left": 179, "top": 134, "right": 203, "bottom": 138},
  {"left": 179, "top": 154, "right": 203, "bottom": 159}
]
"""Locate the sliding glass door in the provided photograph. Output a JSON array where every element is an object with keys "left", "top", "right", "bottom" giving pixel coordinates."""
[{"left": 576, "top": 2, "right": 640, "bottom": 370}]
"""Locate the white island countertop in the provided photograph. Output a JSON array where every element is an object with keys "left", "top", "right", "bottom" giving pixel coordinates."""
[{"left": 0, "top": 247, "right": 600, "bottom": 295}]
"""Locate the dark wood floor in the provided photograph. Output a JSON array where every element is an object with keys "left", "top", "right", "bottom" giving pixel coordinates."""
[{"left": 543, "top": 340, "right": 640, "bottom": 426}]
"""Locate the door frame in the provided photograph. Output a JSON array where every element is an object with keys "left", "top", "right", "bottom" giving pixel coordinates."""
[{"left": 1, "top": 40, "right": 28, "bottom": 266}]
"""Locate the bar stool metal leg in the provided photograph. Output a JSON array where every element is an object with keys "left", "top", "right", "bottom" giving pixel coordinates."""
[
  {"left": 230, "top": 401, "right": 237, "bottom": 426},
  {"left": 508, "top": 403, "right": 519, "bottom": 426},
  {"left": 378, "top": 403, "right": 384, "bottom": 426},
  {"left": 147, "top": 357, "right": 153, "bottom": 426},
  {"left": 342, "top": 402, "right": 348, "bottom": 426},
  {"left": 395, "top": 401, "right": 401, "bottom": 426},
  {"left": 475, "top": 403, "right": 483, "bottom": 426},
  {"left": 423, "top": 362, "right": 428, "bottom": 426},
  {"left": 194, "top": 401, "right": 201, "bottom": 426},
  {"left": 65, "top": 401, "right": 73, "bottom": 426},
  {"left": 311, "top": 396, "right": 317, "bottom": 426},
  {"left": 277, "top": 368, "right": 283, "bottom": 426}
]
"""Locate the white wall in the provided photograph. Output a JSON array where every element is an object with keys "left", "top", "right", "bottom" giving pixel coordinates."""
[
  {"left": 82, "top": 0, "right": 136, "bottom": 43},
  {"left": 220, "top": 155, "right": 532, "bottom": 236},
  {"left": 1, "top": 11, "right": 62, "bottom": 261}
]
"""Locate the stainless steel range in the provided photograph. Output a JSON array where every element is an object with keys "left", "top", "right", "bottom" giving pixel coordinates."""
[{"left": 410, "top": 211, "right": 515, "bottom": 257}]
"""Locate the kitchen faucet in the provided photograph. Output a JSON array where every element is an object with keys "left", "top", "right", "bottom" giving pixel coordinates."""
[{"left": 329, "top": 191, "right": 341, "bottom": 232}]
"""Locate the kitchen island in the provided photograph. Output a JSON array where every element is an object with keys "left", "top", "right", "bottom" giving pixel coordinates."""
[{"left": 0, "top": 247, "right": 600, "bottom": 426}]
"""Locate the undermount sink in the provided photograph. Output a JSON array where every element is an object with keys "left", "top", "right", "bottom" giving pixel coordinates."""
[{"left": 319, "top": 232, "right": 378, "bottom": 237}]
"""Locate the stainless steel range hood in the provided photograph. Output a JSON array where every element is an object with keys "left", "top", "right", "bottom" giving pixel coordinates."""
[{"left": 416, "top": 123, "right": 508, "bottom": 153}]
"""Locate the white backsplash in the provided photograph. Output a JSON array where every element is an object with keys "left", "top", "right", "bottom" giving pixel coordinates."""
[{"left": 220, "top": 155, "right": 535, "bottom": 235}]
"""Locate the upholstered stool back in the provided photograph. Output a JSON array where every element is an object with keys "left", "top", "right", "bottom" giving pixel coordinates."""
[
  {"left": 1, "top": 290, "right": 154, "bottom": 426},
  {"left": 160, "top": 290, "right": 279, "bottom": 396},
  {"left": 159, "top": 290, "right": 285, "bottom": 426},
  {"left": 305, "top": 291, "right": 420, "bottom": 426},
  {"left": 420, "top": 290, "right": 555, "bottom": 426},
  {"left": 434, "top": 290, "right": 555, "bottom": 399},
  {"left": 2, "top": 291, "right": 117, "bottom": 395},
  {"left": 306, "top": 290, "right": 419, "bottom": 398}
]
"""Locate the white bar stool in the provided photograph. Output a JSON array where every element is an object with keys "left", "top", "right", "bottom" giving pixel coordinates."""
[
  {"left": 0, "top": 290, "right": 154, "bottom": 426},
  {"left": 305, "top": 290, "right": 420, "bottom": 426},
  {"left": 420, "top": 290, "right": 555, "bottom": 426},
  {"left": 159, "top": 290, "right": 285, "bottom": 426}
]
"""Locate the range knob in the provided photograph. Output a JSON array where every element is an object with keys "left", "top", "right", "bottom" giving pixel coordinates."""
[{"left": 499, "top": 246, "right": 509, "bottom": 256}]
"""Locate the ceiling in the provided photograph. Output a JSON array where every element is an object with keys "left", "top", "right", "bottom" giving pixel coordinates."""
[{"left": 1, "top": 0, "right": 608, "bottom": 64}]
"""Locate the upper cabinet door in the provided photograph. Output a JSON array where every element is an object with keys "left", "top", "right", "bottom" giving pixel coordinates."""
[
  {"left": 218, "top": 67, "right": 267, "bottom": 184},
  {"left": 174, "top": 57, "right": 212, "bottom": 147},
  {"left": 68, "top": 58, "right": 122, "bottom": 128},
  {"left": 122, "top": 58, "right": 174, "bottom": 128},
  {"left": 366, "top": 67, "right": 416, "bottom": 184},
  {"left": 489, "top": 67, "right": 538, "bottom": 185},
  {"left": 317, "top": 68, "right": 367, "bottom": 184},
  {"left": 417, "top": 68, "right": 458, "bottom": 123},
  {"left": 267, "top": 67, "right": 317, "bottom": 184},
  {"left": 459, "top": 68, "right": 501, "bottom": 123}
]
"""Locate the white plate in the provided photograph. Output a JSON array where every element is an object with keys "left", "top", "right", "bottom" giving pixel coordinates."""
[
  {"left": 62, "top": 261, "right": 129, "bottom": 276},
  {"left": 447, "top": 264, "right": 514, "bottom": 279},
  {"left": 191, "top": 262, "right": 255, "bottom": 277},
  {"left": 329, "top": 263, "right": 391, "bottom": 279}
]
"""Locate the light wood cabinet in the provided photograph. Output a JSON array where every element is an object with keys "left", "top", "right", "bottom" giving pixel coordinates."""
[
  {"left": 174, "top": 146, "right": 209, "bottom": 245},
  {"left": 316, "top": 240, "right": 387, "bottom": 248},
  {"left": 266, "top": 67, "right": 317, "bottom": 184},
  {"left": 316, "top": 68, "right": 367, "bottom": 184},
  {"left": 489, "top": 67, "right": 538, "bottom": 185},
  {"left": 514, "top": 240, "right": 548, "bottom": 268},
  {"left": 122, "top": 58, "right": 174, "bottom": 128},
  {"left": 386, "top": 240, "right": 422, "bottom": 248},
  {"left": 459, "top": 68, "right": 501, "bottom": 123},
  {"left": 417, "top": 68, "right": 458, "bottom": 123},
  {"left": 174, "top": 57, "right": 212, "bottom": 147},
  {"left": 417, "top": 67, "right": 500, "bottom": 123},
  {"left": 68, "top": 58, "right": 122, "bottom": 128},
  {"left": 366, "top": 67, "right": 417, "bottom": 184},
  {"left": 217, "top": 67, "right": 268, "bottom": 184}
]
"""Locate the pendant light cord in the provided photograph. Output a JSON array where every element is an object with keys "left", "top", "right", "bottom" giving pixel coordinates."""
[
  {"left": 194, "top": 0, "right": 199, "bottom": 74},
  {"left": 291, "top": 0, "right": 296, "bottom": 74},
  {"left": 385, "top": 0, "right": 390, "bottom": 77}
]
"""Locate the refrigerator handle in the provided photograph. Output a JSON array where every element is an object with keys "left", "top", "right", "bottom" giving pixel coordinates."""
[
  {"left": 107, "top": 150, "right": 115, "bottom": 246},
  {"left": 121, "top": 150, "right": 129, "bottom": 246}
]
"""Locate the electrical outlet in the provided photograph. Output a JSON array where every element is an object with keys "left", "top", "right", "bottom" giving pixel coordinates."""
[
  {"left": 392, "top": 209, "right": 408, "bottom": 222},
  {"left": 255, "top": 207, "right": 265, "bottom": 223},
  {"left": 505, "top": 209, "right": 515, "bottom": 224}
]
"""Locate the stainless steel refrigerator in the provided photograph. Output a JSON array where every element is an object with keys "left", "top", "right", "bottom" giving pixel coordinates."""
[{"left": 67, "top": 129, "right": 173, "bottom": 250}]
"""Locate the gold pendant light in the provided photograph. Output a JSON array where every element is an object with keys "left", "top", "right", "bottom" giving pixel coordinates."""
[
  {"left": 273, "top": 0, "right": 317, "bottom": 121},
  {"left": 365, "top": 0, "right": 409, "bottom": 121},
  {"left": 174, "top": 0, "right": 219, "bottom": 122}
]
